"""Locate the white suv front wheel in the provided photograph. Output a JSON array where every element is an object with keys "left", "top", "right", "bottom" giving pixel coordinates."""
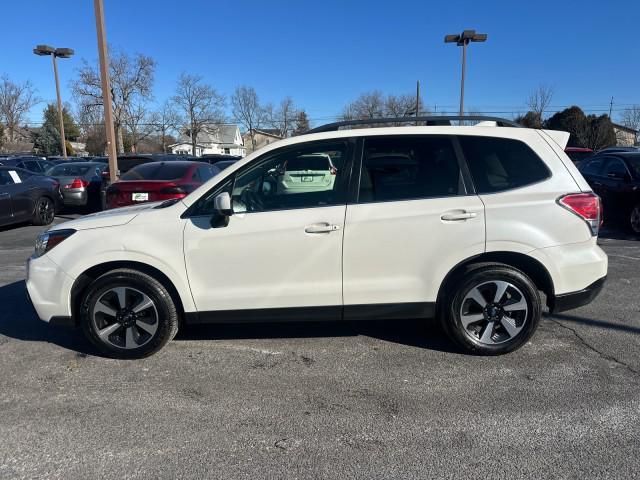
[
  {"left": 80, "top": 269, "right": 179, "bottom": 359},
  {"left": 440, "top": 264, "right": 541, "bottom": 355}
]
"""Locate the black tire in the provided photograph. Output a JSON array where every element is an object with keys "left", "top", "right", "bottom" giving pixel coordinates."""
[
  {"left": 80, "top": 269, "right": 179, "bottom": 359},
  {"left": 31, "top": 196, "right": 55, "bottom": 226},
  {"left": 630, "top": 204, "right": 640, "bottom": 235},
  {"left": 438, "top": 263, "right": 541, "bottom": 355}
]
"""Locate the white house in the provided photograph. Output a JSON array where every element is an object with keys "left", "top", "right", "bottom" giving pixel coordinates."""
[{"left": 169, "top": 124, "right": 246, "bottom": 157}]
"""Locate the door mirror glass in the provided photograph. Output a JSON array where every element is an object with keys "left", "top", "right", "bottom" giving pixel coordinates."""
[{"left": 214, "top": 191, "right": 232, "bottom": 216}]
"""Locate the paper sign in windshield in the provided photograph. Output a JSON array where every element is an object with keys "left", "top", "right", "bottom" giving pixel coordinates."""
[{"left": 8, "top": 171, "right": 21, "bottom": 183}]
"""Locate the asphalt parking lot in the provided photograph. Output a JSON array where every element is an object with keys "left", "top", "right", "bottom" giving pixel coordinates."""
[{"left": 0, "top": 215, "right": 639, "bottom": 479}]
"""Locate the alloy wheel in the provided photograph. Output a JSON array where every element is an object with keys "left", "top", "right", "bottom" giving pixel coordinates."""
[
  {"left": 39, "top": 198, "right": 54, "bottom": 224},
  {"left": 91, "top": 286, "right": 159, "bottom": 350},
  {"left": 459, "top": 280, "right": 528, "bottom": 345}
]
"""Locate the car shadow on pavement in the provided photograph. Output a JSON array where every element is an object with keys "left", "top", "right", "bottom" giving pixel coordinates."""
[
  {"left": 546, "top": 312, "right": 640, "bottom": 335},
  {"left": 177, "top": 318, "right": 461, "bottom": 353},
  {"left": 0, "top": 280, "right": 95, "bottom": 355},
  {"left": 599, "top": 226, "right": 640, "bottom": 241},
  {"left": 0, "top": 279, "right": 459, "bottom": 355}
]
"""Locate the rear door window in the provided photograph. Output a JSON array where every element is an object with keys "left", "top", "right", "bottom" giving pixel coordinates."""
[
  {"left": 579, "top": 157, "right": 604, "bottom": 176},
  {"left": 0, "top": 171, "right": 16, "bottom": 186},
  {"left": 23, "top": 160, "right": 42, "bottom": 172},
  {"left": 458, "top": 136, "right": 550, "bottom": 193},
  {"left": 602, "top": 157, "right": 629, "bottom": 179},
  {"left": 358, "top": 136, "right": 463, "bottom": 203}
]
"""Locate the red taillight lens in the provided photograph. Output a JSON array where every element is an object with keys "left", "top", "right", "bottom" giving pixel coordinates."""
[
  {"left": 558, "top": 193, "right": 601, "bottom": 236},
  {"left": 66, "top": 178, "right": 89, "bottom": 189}
]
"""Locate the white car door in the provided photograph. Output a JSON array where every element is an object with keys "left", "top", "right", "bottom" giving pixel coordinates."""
[
  {"left": 342, "top": 135, "right": 485, "bottom": 318},
  {"left": 183, "top": 140, "right": 354, "bottom": 319}
]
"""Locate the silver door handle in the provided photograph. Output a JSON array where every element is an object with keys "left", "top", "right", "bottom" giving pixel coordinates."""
[
  {"left": 305, "top": 222, "right": 341, "bottom": 234},
  {"left": 441, "top": 211, "right": 477, "bottom": 221}
]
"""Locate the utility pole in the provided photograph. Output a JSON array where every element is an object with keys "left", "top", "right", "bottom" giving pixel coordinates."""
[
  {"left": 609, "top": 97, "right": 614, "bottom": 117},
  {"left": 415, "top": 80, "right": 420, "bottom": 125},
  {"left": 93, "top": 0, "right": 119, "bottom": 183}
]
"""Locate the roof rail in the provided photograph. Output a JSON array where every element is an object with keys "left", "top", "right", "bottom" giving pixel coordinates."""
[{"left": 307, "top": 115, "right": 522, "bottom": 134}]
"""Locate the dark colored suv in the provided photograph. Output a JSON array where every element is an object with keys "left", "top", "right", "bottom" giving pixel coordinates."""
[{"left": 579, "top": 153, "right": 640, "bottom": 234}]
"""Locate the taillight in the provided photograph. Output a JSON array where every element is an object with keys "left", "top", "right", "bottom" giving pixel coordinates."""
[
  {"left": 66, "top": 178, "right": 89, "bottom": 189},
  {"left": 159, "top": 186, "right": 187, "bottom": 195},
  {"left": 557, "top": 193, "right": 602, "bottom": 236}
]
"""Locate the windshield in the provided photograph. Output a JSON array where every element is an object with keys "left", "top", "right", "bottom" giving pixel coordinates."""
[
  {"left": 48, "top": 164, "right": 94, "bottom": 176},
  {"left": 121, "top": 162, "right": 191, "bottom": 181}
]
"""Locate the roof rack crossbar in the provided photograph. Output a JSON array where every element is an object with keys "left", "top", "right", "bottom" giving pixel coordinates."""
[{"left": 307, "top": 115, "right": 522, "bottom": 134}]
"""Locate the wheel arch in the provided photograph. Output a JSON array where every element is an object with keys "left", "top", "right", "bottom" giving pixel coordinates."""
[
  {"left": 437, "top": 251, "right": 555, "bottom": 309},
  {"left": 70, "top": 260, "right": 187, "bottom": 325}
]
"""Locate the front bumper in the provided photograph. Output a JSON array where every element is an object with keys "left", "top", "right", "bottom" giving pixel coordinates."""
[
  {"left": 549, "top": 276, "right": 607, "bottom": 313},
  {"left": 26, "top": 255, "right": 75, "bottom": 322}
]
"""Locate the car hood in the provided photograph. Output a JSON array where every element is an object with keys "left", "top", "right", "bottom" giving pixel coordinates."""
[{"left": 53, "top": 202, "right": 164, "bottom": 231}]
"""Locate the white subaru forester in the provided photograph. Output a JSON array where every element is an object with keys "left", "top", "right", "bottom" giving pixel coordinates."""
[{"left": 27, "top": 117, "right": 608, "bottom": 358}]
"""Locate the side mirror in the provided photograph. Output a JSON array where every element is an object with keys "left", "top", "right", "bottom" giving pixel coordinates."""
[
  {"left": 214, "top": 191, "right": 232, "bottom": 216},
  {"left": 211, "top": 192, "right": 232, "bottom": 228}
]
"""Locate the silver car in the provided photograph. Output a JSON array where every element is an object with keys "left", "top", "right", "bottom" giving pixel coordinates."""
[{"left": 45, "top": 162, "right": 107, "bottom": 210}]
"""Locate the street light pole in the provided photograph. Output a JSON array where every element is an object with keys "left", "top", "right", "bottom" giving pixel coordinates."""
[
  {"left": 459, "top": 40, "right": 467, "bottom": 117},
  {"left": 444, "top": 30, "right": 487, "bottom": 118},
  {"left": 93, "top": 0, "right": 119, "bottom": 183},
  {"left": 33, "top": 45, "right": 74, "bottom": 159},
  {"left": 51, "top": 54, "right": 67, "bottom": 159}
]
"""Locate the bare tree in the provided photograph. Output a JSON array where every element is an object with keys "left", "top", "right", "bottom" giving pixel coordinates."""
[
  {"left": 620, "top": 106, "right": 640, "bottom": 145},
  {"left": 0, "top": 75, "right": 40, "bottom": 143},
  {"left": 385, "top": 94, "right": 423, "bottom": 118},
  {"left": 72, "top": 49, "right": 156, "bottom": 153},
  {"left": 231, "top": 86, "right": 265, "bottom": 149},
  {"left": 149, "top": 101, "right": 180, "bottom": 153},
  {"left": 122, "top": 102, "right": 155, "bottom": 153},
  {"left": 526, "top": 84, "right": 554, "bottom": 126},
  {"left": 341, "top": 90, "right": 428, "bottom": 123},
  {"left": 172, "top": 73, "right": 225, "bottom": 156},
  {"left": 341, "top": 90, "right": 385, "bottom": 120},
  {"left": 267, "top": 97, "right": 297, "bottom": 138}
]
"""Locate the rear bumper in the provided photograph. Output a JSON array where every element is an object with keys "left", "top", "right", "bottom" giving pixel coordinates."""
[
  {"left": 62, "top": 189, "right": 88, "bottom": 206},
  {"left": 549, "top": 276, "right": 606, "bottom": 313}
]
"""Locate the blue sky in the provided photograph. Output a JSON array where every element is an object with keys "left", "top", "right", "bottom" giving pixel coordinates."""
[{"left": 3, "top": 0, "right": 639, "bottom": 127}]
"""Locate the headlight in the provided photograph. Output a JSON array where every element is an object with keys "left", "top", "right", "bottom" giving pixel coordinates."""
[{"left": 34, "top": 229, "right": 76, "bottom": 258}]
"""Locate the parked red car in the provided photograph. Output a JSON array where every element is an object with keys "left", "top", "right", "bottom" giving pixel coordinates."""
[{"left": 105, "top": 161, "right": 220, "bottom": 209}]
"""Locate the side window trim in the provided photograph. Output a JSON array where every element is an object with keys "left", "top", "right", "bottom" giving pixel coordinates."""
[
  {"left": 352, "top": 134, "right": 470, "bottom": 205},
  {"left": 603, "top": 156, "right": 631, "bottom": 178},
  {"left": 451, "top": 136, "right": 476, "bottom": 195},
  {"left": 458, "top": 135, "right": 552, "bottom": 195},
  {"left": 183, "top": 138, "right": 357, "bottom": 218}
]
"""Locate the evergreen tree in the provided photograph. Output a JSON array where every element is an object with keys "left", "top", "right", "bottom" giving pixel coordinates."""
[
  {"left": 42, "top": 103, "right": 80, "bottom": 140},
  {"left": 292, "top": 110, "right": 310, "bottom": 136},
  {"left": 33, "top": 104, "right": 81, "bottom": 156}
]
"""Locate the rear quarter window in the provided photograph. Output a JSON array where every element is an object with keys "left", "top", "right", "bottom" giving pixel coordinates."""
[{"left": 459, "top": 136, "right": 551, "bottom": 194}]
